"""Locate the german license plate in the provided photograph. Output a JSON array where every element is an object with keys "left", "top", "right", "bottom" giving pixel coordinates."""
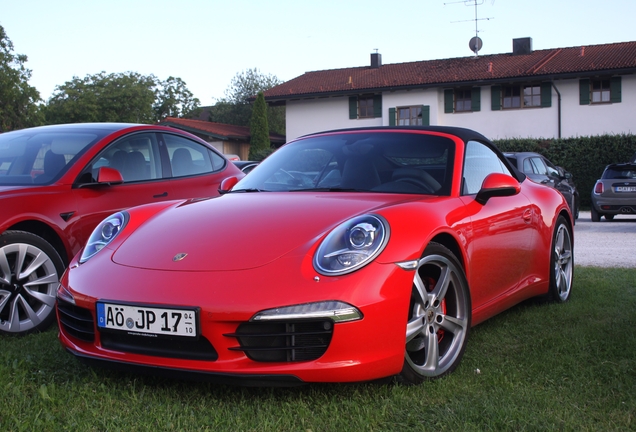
[
  {"left": 615, "top": 186, "right": 636, "bottom": 192},
  {"left": 96, "top": 302, "right": 197, "bottom": 337}
]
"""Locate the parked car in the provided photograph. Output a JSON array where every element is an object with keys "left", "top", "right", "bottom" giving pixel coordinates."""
[
  {"left": 232, "top": 160, "right": 259, "bottom": 174},
  {"left": 0, "top": 123, "right": 243, "bottom": 335},
  {"left": 504, "top": 152, "right": 579, "bottom": 219},
  {"left": 57, "top": 126, "right": 573, "bottom": 385},
  {"left": 591, "top": 162, "right": 636, "bottom": 221}
]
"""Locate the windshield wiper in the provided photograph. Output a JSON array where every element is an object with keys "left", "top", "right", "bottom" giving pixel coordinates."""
[{"left": 228, "top": 188, "right": 268, "bottom": 193}]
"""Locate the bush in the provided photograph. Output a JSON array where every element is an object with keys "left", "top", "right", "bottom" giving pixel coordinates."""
[{"left": 494, "top": 135, "right": 636, "bottom": 207}]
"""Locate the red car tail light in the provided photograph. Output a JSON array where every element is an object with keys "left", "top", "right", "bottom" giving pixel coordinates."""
[{"left": 594, "top": 182, "right": 604, "bottom": 194}]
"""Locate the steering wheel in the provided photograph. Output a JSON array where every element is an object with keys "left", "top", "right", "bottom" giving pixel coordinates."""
[{"left": 395, "top": 177, "right": 436, "bottom": 193}]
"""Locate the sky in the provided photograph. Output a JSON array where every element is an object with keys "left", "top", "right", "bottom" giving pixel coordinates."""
[{"left": 2, "top": 0, "right": 636, "bottom": 107}]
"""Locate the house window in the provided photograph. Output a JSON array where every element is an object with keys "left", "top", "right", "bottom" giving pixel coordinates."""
[
  {"left": 444, "top": 88, "right": 481, "bottom": 113},
  {"left": 524, "top": 85, "right": 541, "bottom": 107},
  {"left": 502, "top": 86, "right": 521, "bottom": 108},
  {"left": 492, "top": 83, "right": 551, "bottom": 110},
  {"left": 398, "top": 106, "right": 422, "bottom": 125},
  {"left": 591, "top": 79, "right": 610, "bottom": 103},
  {"left": 349, "top": 95, "right": 382, "bottom": 119},
  {"left": 389, "top": 106, "right": 430, "bottom": 126},
  {"left": 501, "top": 85, "right": 541, "bottom": 109},
  {"left": 455, "top": 89, "right": 472, "bottom": 112},
  {"left": 579, "top": 77, "right": 621, "bottom": 105},
  {"left": 358, "top": 96, "right": 375, "bottom": 118}
]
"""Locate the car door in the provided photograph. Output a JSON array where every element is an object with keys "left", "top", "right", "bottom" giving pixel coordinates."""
[
  {"left": 458, "top": 141, "right": 539, "bottom": 312},
  {"left": 71, "top": 132, "right": 174, "bottom": 245},
  {"left": 160, "top": 132, "right": 230, "bottom": 200}
]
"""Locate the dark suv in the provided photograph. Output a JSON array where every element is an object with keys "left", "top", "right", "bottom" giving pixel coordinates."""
[
  {"left": 505, "top": 152, "right": 579, "bottom": 219},
  {"left": 591, "top": 163, "right": 636, "bottom": 221}
]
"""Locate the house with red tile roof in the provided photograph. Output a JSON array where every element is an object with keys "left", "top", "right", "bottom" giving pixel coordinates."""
[
  {"left": 262, "top": 38, "right": 636, "bottom": 141},
  {"left": 159, "top": 117, "right": 285, "bottom": 161}
]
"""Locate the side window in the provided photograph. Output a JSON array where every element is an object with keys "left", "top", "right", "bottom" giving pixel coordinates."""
[
  {"left": 529, "top": 157, "right": 548, "bottom": 175},
  {"left": 82, "top": 133, "right": 161, "bottom": 183},
  {"left": 163, "top": 134, "right": 225, "bottom": 178},
  {"left": 462, "top": 141, "right": 511, "bottom": 195}
]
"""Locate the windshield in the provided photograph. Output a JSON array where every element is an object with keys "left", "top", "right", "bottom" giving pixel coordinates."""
[
  {"left": 0, "top": 127, "right": 103, "bottom": 185},
  {"left": 233, "top": 131, "right": 455, "bottom": 195}
]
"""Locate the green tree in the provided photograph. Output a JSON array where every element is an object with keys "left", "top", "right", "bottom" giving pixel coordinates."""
[
  {"left": 249, "top": 92, "right": 272, "bottom": 160},
  {"left": 208, "top": 68, "right": 285, "bottom": 135},
  {"left": 0, "top": 25, "right": 43, "bottom": 131},
  {"left": 154, "top": 76, "right": 201, "bottom": 120},
  {"left": 45, "top": 72, "right": 200, "bottom": 124}
]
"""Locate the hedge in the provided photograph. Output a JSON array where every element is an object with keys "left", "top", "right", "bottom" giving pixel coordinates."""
[{"left": 493, "top": 135, "right": 636, "bottom": 208}]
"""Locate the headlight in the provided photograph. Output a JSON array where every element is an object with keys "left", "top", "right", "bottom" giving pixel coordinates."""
[
  {"left": 79, "top": 211, "right": 128, "bottom": 263},
  {"left": 314, "top": 214, "right": 389, "bottom": 276}
]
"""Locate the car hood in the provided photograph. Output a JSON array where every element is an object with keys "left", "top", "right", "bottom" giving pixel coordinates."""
[{"left": 112, "top": 192, "right": 420, "bottom": 271}]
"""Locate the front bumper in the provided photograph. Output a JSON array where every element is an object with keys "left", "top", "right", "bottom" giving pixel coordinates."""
[{"left": 57, "top": 251, "right": 415, "bottom": 384}]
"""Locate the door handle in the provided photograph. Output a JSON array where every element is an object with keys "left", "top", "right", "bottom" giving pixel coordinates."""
[{"left": 153, "top": 192, "right": 168, "bottom": 198}]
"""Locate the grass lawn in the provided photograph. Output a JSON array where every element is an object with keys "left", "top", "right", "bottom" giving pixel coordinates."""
[{"left": 1, "top": 267, "right": 634, "bottom": 431}]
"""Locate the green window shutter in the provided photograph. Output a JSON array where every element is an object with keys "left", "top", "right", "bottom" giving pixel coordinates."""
[
  {"left": 610, "top": 76, "right": 622, "bottom": 103},
  {"left": 444, "top": 89, "right": 454, "bottom": 113},
  {"left": 373, "top": 95, "right": 382, "bottom": 118},
  {"left": 471, "top": 87, "right": 481, "bottom": 112},
  {"left": 579, "top": 79, "right": 590, "bottom": 105},
  {"left": 421, "top": 105, "right": 430, "bottom": 126},
  {"left": 491, "top": 86, "right": 501, "bottom": 110},
  {"left": 389, "top": 107, "right": 396, "bottom": 126},
  {"left": 349, "top": 97, "right": 358, "bottom": 119},
  {"left": 541, "top": 82, "right": 552, "bottom": 107}
]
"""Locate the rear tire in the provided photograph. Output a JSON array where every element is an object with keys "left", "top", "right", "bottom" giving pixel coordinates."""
[
  {"left": 0, "top": 230, "right": 64, "bottom": 335},
  {"left": 590, "top": 206, "right": 600, "bottom": 222},
  {"left": 399, "top": 243, "right": 471, "bottom": 384}
]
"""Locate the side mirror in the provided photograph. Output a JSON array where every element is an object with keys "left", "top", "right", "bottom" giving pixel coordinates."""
[
  {"left": 219, "top": 176, "right": 239, "bottom": 194},
  {"left": 96, "top": 167, "right": 124, "bottom": 185},
  {"left": 476, "top": 173, "right": 521, "bottom": 205}
]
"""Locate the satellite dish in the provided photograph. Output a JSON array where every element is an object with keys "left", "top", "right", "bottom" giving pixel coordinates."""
[{"left": 469, "top": 36, "right": 483, "bottom": 55}]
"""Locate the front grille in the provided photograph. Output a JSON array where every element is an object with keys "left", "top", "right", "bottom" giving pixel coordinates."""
[
  {"left": 226, "top": 320, "right": 333, "bottom": 362},
  {"left": 100, "top": 331, "right": 218, "bottom": 361},
  {"left": 57, "top": 299, "right": 95, "bottom": 342}
]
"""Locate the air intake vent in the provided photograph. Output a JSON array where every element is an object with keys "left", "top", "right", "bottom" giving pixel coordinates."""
[
  {"left": 227, "top": 320, "right": 333, "bottom": 362},
  {"left": 57, "top": 299, "right": 95, "bottom": 342}
]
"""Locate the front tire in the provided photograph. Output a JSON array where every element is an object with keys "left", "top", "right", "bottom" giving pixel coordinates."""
[
  {"left": 0, "top": 231, "right": 64, "bottom": 335},
  {"left": 399, "top": 243, "right": 471, "bottom": 384},
  {"left": 548, "top": 217, "right": 573, "bottom": 302}
]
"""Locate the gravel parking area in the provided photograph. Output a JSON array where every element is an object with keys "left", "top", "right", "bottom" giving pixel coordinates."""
[{"left": 574, "top": 211, "right": 636, "bottom": 268}]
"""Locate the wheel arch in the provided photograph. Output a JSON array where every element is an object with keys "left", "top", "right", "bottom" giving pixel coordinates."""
[
  {"left": 6, "top": 220, "right": 70, "bottom": 266},
  {"left": 428, "top": 232, "right": 465, "bottom": 269}
]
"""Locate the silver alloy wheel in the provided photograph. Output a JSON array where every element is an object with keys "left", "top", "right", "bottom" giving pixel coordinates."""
[
  {"left": 404, "top": 246, "right": 470, "bottom": 379},
  {"left": 552, "top": 221, "right": 573, "bottom": 301},
  {"left": 0, "top": 241, "right": 60, "bottom": 333}
]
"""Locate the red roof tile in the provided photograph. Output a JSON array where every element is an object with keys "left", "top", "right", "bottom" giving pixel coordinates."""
[
  {"left": 160, "top": 117, "right": 286, "bottom": 143},
  {"left": 161, "top": 117, "right": 251, "bottom": 139},
  {"left": 263, "top": 41, "right": 636, "bottom": 100}
]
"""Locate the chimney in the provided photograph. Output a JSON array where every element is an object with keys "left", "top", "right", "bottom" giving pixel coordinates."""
[
  {"left": 512, "top": 37, "right": 533, "bottom": 55},
  {"left": 371, "top": 52, "right": 382, "bottom": 68}
]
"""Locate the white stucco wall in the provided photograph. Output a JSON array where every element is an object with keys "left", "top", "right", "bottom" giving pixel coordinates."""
[{"left": 284, "top": 74, "right": 636, "bottom": 142}]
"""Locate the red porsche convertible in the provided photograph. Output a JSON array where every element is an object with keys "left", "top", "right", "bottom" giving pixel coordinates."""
[{"left": 57, "top": 126, "right": 574, "bottom": 385}]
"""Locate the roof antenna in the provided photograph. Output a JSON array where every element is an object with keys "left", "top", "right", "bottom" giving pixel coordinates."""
[{"left": 445, "top": 0, "right": 494, "bottom": 56}]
